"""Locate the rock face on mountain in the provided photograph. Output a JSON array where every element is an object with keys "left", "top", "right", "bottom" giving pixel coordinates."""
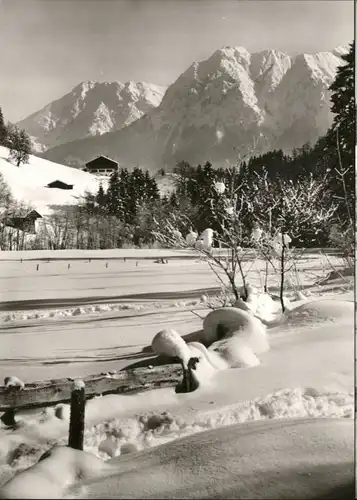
[
  {"left": 17, "top": 81, "right": 166, "bottom": 152},
  {"left": 41, "top": 45, "right": 347, "bottom": 172}
]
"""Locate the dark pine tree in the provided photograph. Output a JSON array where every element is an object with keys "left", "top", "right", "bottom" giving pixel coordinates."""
[
  {"left": 0, "top": 107, "right": 7, "bottom": 146},
  {"left": 96, "top": 183, "right": 107, "bottom": 210},
  {"left": 144, "top": 171, "right": 160, "bottom": 201},
  {"left": 329, "top": 40, "right": 355, "bottom": 154},
  {"left": 316, "top": 41, "right": 355, "bottom": 220},
  {"left": 106, "top": 170, "right": 121, "bottom": 216},
  {"left": 169, "top": 191, "right": 179, "bottom": 209},
  {"left": 126, "top": 167, "right": 146, "bottom": 223}
]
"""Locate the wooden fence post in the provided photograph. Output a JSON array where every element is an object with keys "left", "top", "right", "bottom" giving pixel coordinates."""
[{"left": 68, "top": 380, "right": 86, "bottom": 451}]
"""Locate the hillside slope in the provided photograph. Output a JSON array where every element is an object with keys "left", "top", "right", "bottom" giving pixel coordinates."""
[{"left": 0, "top": 146, "right": 102, "bottom": 215}]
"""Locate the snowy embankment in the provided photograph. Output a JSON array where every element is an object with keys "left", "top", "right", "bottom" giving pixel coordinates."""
[
  {"left": 0, "top": 146, "right": 103, "bottom": 215},
  {"left": 0, "top": 294, "right": 353, "bottom": 497},
  {"left": 0, "top": 418, "right": 353, "bottom": 499}
]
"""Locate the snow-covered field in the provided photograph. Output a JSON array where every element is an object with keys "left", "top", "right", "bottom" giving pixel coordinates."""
[{"left": 0, "top": 249, "right": 354, "bottom": 498}]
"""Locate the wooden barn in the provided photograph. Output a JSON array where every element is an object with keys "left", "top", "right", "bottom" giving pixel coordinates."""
[
  {"left": 2, "top": 210, "right": 43, "bottom": 234},
  {"left": 46, "top": 180, "right": 74, "bottom": 190},
  {"left": 84, "top": 156, "right": 119, "bottom": 176}
]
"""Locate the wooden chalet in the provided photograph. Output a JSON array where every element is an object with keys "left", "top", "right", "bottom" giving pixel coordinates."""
[
  {"left": 46, "top": 180, "right": 74, "bottom": 190},
  {"left": 84, "top": 156, "right": 118, "bottom": 176},
  {"left": 2, "top": 210, "right": 43, "bottom": 234}
]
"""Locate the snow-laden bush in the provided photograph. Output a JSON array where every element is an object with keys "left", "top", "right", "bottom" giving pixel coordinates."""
[
  {"left": 202, "top": 307, "right": 269, "bottom": 352},
  {"left": 151, "top": 329, "right": 191, "bottom": 367}
]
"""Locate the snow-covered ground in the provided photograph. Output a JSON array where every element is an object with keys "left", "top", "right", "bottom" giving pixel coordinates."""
[
  {"left": 0, "top": 250, "right": 351, "bottom": 380},
  {"left": 0, "top": 146, "right": 104, "bottom": 215},
  {"left": 0, "top": 249, "right": 354, "bottom": 497}
]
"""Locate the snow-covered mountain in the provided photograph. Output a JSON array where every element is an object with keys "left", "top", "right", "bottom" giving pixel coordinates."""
[
  {"left": 42, "top": 45, "right": 348, "bottom": 172},
  {"left": 0, "top": 146, "right": 104, "bottom": 215},
  {"left": 17, "top": 81, "right": 166, "bottom": 152}
]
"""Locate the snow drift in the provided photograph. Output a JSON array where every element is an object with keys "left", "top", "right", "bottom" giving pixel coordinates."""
[{"left": 0, "top": 418, "right": 353, "bottom": 499}]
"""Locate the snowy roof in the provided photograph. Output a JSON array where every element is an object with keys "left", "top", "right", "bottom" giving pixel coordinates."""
[
  {"left": 47, "top": 180, "right": 74, "bottom": 188},
  {"left": 1, "top": 209, "right": 42, "bottom": 220},
  {"left": 85, "top": 156, "right": 118, "bottom": 168}
]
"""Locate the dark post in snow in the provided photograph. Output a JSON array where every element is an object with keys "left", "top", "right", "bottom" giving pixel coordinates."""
[
  {"left": 68, "top": 263, "right": 71, "bottom": 270},
  {"left": 68, "top": 380, "right": 86, "bottom": 451},
  {"left": 279, "top": 233, "right": 286, "bottom": 313},
  {"left": 36, "top": 264, "right": 39, "bottom": 271},
  {"left": 175, "top": 357, "right": 200, "bottom": 394}
]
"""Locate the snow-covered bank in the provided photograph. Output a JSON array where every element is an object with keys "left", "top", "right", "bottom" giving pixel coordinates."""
[
  {"left": 0, "top": 418, "right": 353, "bottom": 499},
  {"left": 0, "top": 296, "right": 353, "bottom": 492}
]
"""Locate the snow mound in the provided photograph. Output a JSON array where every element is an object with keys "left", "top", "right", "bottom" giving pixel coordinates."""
[
  {"left": 183, "top": 342, "right": 229, "bottom": 388},
  {"left": 151, "top": 331, "right": 228, "bottom": 387},
  {"left": 4, "top": 377, "right": 25, "bottom": 390},
  {"left": 83, "top": 388, "right": 353, "bottom": 460},
  {"left": 151, "top": 309, "right": 269, "bottom": 375},
  {"left": 0, "top": 417, "right": 353, "bottom": 499},
  {"left": 151, "top": 329, "right": 191, "bottom": 366},
  {"left": 202, "top": 307, "right": 269, "bottom": 367},
  {"left": 209, "top": 338, "right": 262, "bottom": 368},
  {"left": 202, "top": 306, "right": 267, "bottom": 344},
  {"left": 234, "top": 291, "right": 285, "bottom": 324},
  {"left": 54, "top": 404, "right": 70, "bottom": 421},
  {"left": 287, "top": 298, "right": 354, "bottom": 325},
  {"left": 0, "top": 386, "right": 352, "bottom": 492},
  {"left": 187, "top": 342, "right": 229, "bottom": 372},
  {"left": 0, "top": 445, "right": 111, "bottom": 499}
]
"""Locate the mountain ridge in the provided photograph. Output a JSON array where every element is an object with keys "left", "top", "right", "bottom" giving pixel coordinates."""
[
  {"left": 29, "top": 44, "right": 348, "bottom": 172},
  {"left": 17, "top": 81, "right": 166, "bottom": 152}
]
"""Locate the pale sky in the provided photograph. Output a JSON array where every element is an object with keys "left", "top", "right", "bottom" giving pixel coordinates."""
[{"left": 0, "top": 0, "right": 354, "bottom": 122}]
